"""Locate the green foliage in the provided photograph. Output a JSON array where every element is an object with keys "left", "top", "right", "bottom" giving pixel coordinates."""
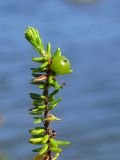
[{"left": 24, "top": 27, "right": 72, "bottom": 160}]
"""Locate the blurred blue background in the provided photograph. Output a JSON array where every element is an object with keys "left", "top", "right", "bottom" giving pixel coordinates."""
[{"left": 0, "top": 0, "right": 120, "bottom": 160}]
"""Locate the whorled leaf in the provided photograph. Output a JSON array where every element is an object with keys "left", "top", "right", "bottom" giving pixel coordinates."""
[
  {"left": 33, "top": 117, "right": 44, "bottom": 124},
  {"left": 42, "top": 134, "right": 49, "bottom": 144},
  {"left": 56, "top": 140, "right": 70, "bottom": 146},
  {"left": 50, "top": 147, "right": 62, "bottom": 153},
  {"left": 50, "top": 138, "right": 58, "bottom": 148},
  {"left": 52, "top": 153, "right": 60, "bottom": 160},
  {"left": 29, "top": 137, "right": 43, "bottom": 144},
  {"left": 32, "top": 57, "right": 48, "bottom": 63},
  {"left": 29, "top": 128, "right": 45, "bottom": 135},
  {"left": 39, "top": 61, "right": 49, "bottom": 69}
]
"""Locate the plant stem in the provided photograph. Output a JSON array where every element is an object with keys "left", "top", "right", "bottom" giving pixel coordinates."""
[{"left": 43, "top": 65, "right": 52, "bottom": 160}]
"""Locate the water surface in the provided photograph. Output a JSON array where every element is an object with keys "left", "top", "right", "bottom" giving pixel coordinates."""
[{"left": 0, "top": 0, "right": 120, "bottom": 160}]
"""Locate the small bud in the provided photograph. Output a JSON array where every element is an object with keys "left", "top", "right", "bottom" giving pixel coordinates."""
[
  {"left": 25, "top": 27, "right": 39, "bottom": 43},
  {"left": 25, "top": 27, "right": 45, "bottom": 56}
]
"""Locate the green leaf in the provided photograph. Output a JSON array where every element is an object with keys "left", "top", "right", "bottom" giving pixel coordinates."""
[
  {"left": 33, "top": 117, "right": 44, "bottom": 124},
  {"left": 39, "top": 144, "right": 48, "bottom": 155},
  {"left": 30, "top": 107, "right": 40, "bottom": 113},
  {"left": 56, "top": 140, "right": 70, "bottom": 146},
  {"left": 49, "top": 89, "right": 59, "bottom": 97},
  {"left": 48, "top": 75, "right": 55, "bottom": 84},
  {"left": 48, "top": 104, "right": 57, "bottom": 111},
  {"left": 51, "top": 147, "right": 62, "bottom": 153},
  {"left": 29, "top": 128, "right": 45, "bottom": 135},
  {"left": 32, "top": 73, "right": 42, "bottom": 77},
  {"left": 48, "top": 95, "right": 55, "bottom": 102},
  {"left": 30, "top": 105, "right": 46, "bottom": 113},
  {"left": 29, "top": 93, "right": 41, "bottom": 100},
  {"left": 42, "top": 134, "right": 49, "bottom": 144},
  {"left": 46, "top": 42, "right": 51, "bottom": 57},
  {"left": 29, "top": 93, "right": 45, "bottom": 100},
  {"left": 29, "top": 137, "right": 43, "bottom": 144},
  {"left": 51, "top": 81, "right": 61, "bottom": 89},
  {"left": 38, "top": 84, "right": 45, "bottom": 89},
  {"left": 32, "top": 100, "right": 44, "bottom": 107},
  {"left": 52, "top": 48, "right": 61, "bottom": 59},
  {"left": 52, "top": 153, "right": 60, "bottom": 160},
  {"left": 32, "top": 144, "right": 48, "bottom": 153},
  {"left": 31, "top": 67, "right": 46, "bottom": 73},
  {"left": 32, "top": 148, "right": 42, "bottom": 152},
  {"left": 49, "top": 99, "right": 62, "bottom": 110},
  {"left": 50, "top": 97, "right": 62, "bottom": 105},
  {"left": 29, "top": 111, "right": 43, "bottom": 116},
  {"left": 32, "top": 57, "right": 45, "bottom": 62},
  {"left": 38, "top": 105, "right": 46, "bottom": 110},
  {"left": 49, "top": 88, "right": 60, "bottom": 102},
  {"left": 50, "top": 138, "right": 58, "bottom": 148},
  {"left": 35, "top": 126, "right": 44, "bottom": 130},
  {"left": 31, "top": 134, "right": 44, "bottom": 138},
  {"left": 39, "top": 61, "right": 48, "bottom": 69}
]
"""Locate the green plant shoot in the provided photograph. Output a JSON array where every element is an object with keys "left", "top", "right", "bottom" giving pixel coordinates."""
[{"left": 24, "top": 27, "right": 73, "bottom": 160}]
